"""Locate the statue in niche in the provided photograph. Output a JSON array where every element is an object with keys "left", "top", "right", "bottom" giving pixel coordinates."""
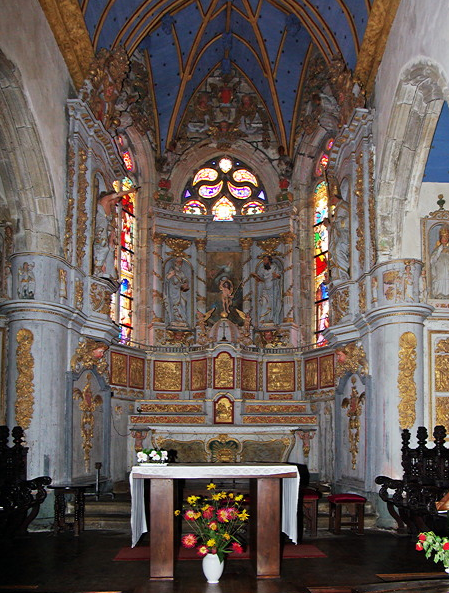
[
  {"left": 163, "top": 257, "right": 190, "bottom": 327},
  {"left": 251, "top": 255, "right": 282, "bottom": 326},
  {"left": 93, "top": 189, "right": 128, "bottom": 281},
  {"left": 326, "top": 183, "right": 350, "bottom": 283},
  {"left": 17, "top": 262, "right": 35, "bottom": 299},
  {"left": 430, "top": 225, "right": 449, "bottom": 298}
]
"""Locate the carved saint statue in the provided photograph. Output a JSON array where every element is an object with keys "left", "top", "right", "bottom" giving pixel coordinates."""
[
  {"left": 252, "top": 255, "right": 282, "bottom": 326},
  {"left": 327, "top": 188, "right": 350, "bottom": 282},
  {"left": 164, "top": 257, "right": 190, "bottom": 327},
  {"left": 93, "top": 189, "right": 128, "bottom": 280},
  {"left": 430, "top": 225, "right": 449, "bottom": 298}
]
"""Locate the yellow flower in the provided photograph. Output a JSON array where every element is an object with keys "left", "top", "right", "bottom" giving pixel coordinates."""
[
  {"left": 206, "top": 483, "right": 216, "bottom": 490},
  {"left": 228, "top": 493, "right": 234, "bottom": 499},
  {"left": 207, "top": 538, "right": 216, "bottom": 547},
  {"left": 194, "top": 511, "right": 201, "bottom": 519},
  {"left": 223, "top": 533, "right": 230, "bottom": 540},
  {"left": 174, "top": 510, "right": 181, "bottom": 516},
  {"left": 235, "top": 494, "right": 243, "bottom": 501},
  {"left": 238, "top": 509, "right": 249, "bottom": 521},
  {"left": 212, "top": 493, "right": 221, "bottom": 501},
  {"left": 187, "top": 495, "right": 200, "bottom": 505}
]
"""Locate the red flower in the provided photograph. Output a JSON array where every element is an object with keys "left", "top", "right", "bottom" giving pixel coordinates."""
[
  {"left": 202, "top": 505, "right": 214, "bottom": 519},
  {"left": 231, "top": 542, "right": 243, "bottom": 554},
  {"left": 418, "top": 534, "right": 427, "bottom": 542},
  {"left": 184, "top": 510, "right": 197, "bottom": 521},
  {"left": 158, "top": 178, "right": 171, "bottom": 190},
  {"left": 443, "top": 542, "right": 449, "bottom": 551},
  {"left": 416, "top": 543, "right": 423, "bottom": 551},
  {"left": 217, "top": 508, "right": 230, "bottom": 522},
  {"left": 197, "top": 545, "right": 208, "bottom": 556},
  {"left": 181, "top": 533, "right": 197, "bottom": 548}
]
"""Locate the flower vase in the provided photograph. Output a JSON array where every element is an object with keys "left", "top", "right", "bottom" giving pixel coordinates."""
[{"left": 202, "top": 553, "right": 224, "bottom": 584}]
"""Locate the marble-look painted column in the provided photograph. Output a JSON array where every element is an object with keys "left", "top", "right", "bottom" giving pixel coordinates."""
[
  {"left": 151, "top": 233, "right": 165, "bottom": 323},
  {"left": 195, "top": 238, "right": 207, "bottom": 315},
  {"left": 240, "top": 238, "right": 253, "bottom": 315}
]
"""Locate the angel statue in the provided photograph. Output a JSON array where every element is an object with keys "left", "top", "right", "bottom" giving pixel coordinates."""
[
  {"left": 196, "top": 307, "right": 215, "bottom": 345},
  {"left": 235, "top": 309, "right": 253, "bottom": 346}
]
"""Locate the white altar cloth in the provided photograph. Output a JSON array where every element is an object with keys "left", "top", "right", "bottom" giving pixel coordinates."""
[{"left": 129, "top": 463, "right": 299, "bottom": 547}]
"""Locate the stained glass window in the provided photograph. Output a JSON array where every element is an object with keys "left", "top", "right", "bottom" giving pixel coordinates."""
[
  {"left": 182, "top": 156, "right": 266, "bottom": 217},
  {"left": 110, "top": 177, "right": 136, "bottom": 344},
  {"left": 212, "top": 197, "right": 236, "bottom": 220},
  {"left": 313, "top": 180, "right": 329, "bottom": 346}
]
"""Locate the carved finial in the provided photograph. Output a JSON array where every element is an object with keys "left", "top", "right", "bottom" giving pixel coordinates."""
[{"left": 437, "top": 194, "right": 446, "bottom": 210}]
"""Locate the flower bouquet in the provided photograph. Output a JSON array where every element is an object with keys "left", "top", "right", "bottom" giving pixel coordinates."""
[
  {"left": 136, "top": 448, "right": 168, "bottom": 464},
  {"left": 175, "top": 482, "right": 248, "bottom": 563},
  {"left": 416, "top": 531, "right": 449, "bottom": 571}
]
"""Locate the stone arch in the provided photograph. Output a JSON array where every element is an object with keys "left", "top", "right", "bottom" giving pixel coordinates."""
[
  {"left": 377, "top": 59, "right": 448, "bottom": 261},
  {"left": 0, "top": 50, "right": 58, "bottom": 253}
]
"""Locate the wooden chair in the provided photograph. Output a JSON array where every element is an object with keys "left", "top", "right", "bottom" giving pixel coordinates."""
[{"left": 328, "top": 493, "right": 366, "bottom": 535}]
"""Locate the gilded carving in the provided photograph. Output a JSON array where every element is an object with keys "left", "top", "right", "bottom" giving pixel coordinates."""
[
  {"left": 335, "top": 343, "right": 368, "bottom": 380},
  {"left": 435, "top": 339, "right": 449, "bottom": 392},
  {"left": 90, "top": 283, "right": 112, "bottom": 314},
  {"left": 305, "top": 358, "right": 318, "bottom": 390},
  {"left": 76, "top": 148, "right": 88, "bottom": 269},
  {"left": 368, "top": 150, "right": 376, "bottom": 267},
  {"left": 242, "top": 392, "right": 256, "bottom": 399},
  {"left": 256, "top": 237, "right": 281, "bottom": 257},
  {"left": 355, "top": 152, "right": 365, "bottom": 270},
  {"left": 269, "top": 393, "right": 294, "bottom": 400},
  {"left": 74, "top": 277, "right": 84, "bottom": 310},
  {"left": 241, "top": 359, "right": 257, "bottom": 391},
  {"left": 154, "top": 360, "right": 182, "bottom": 391},
  {"left": 195, "top": 238, "right": 207, "bottom": 251},
  {"left": 214, "top": 395, "right": 234, "bottom": 424},
  {"left": 266, "top": 361, "right": 295, "bottom": 392},
  {"left": 243, "top": 415, "right": 316, "bottom": 424},
  {"left": 131, "top": 415, "right": 205, "bottom": 424},
  {"left": 156, "top": 392, "right": 179, "bottom": 400},
  {"left": 397, "top": 331, "right": 417, "bottom": 430},
  {"left": 331, "top": 288, "right": 349, "bottom": 324},
  {"left": 247, "top": 404, "right": 306, "bottom": 413},
  {"left": 73, "top": 374, "right": 103, "bottom": 471},
  {"left": 15, "top": 329, "right": 34, "bottom": 429},
  {"left": 342, "top": 376, "right": 365, "bottom": 470},
  {"left": 214, "top": 352, "right": 234, "bottom": 389},
  {"left": 64, "top": 142, "right": 75, "bottom": 261},
  {"left": 129, "top": 356, "right": 145, "bottom": 390},
  {"left": 70, "top": 338, "right": 109, "bottom": 379},
  {"left": 139, "top": 404, "right": 202, "bottom": 413},
  {"left": 383, "top": 270, "right": 401, "bottom": 301},
  {"left": 436, "top": 397, "right": 449, "bottom": 429},
  {"left": 165, "top": 237, "right": 191, "bottom": 257},
  {"left": 191, "top": 359, "right": 207, "bottom": 391},
  {"left": 130, "top": 429, "right": 149, "bottom": 452},
  {"left": 358, "top": 280, "right": 366, "bottom": 313},
  {"left": 110, "top": 352, "right": 128, "bottom": 386},
  {"left": 240, "top": 238, "right": 253, "bottom": 250},
  {"left": 319, "top": 354, "right": 335, "bottom": 388}
]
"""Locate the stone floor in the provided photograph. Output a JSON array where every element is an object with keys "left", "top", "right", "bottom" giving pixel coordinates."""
[{"left": 0, "top": 528, "right": 445, "bottom": 593}]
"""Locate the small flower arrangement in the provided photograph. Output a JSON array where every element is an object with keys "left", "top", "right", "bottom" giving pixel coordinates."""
[
  {"left": 136, "top": 448, "right": 168, "bottom": 464},
  {"left": 175, "top": 482, "right": 249, "bottom": 562},
  {"left": 416, "top": 531, "right": 449, "bottom": 570}
]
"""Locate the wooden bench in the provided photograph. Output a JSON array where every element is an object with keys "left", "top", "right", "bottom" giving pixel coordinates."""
[
  {"left": 0, "top": 425, "right": 52, "bottom": 536},
  {"left": 375, "top": 425, "right": 449, "bottom": 534}
]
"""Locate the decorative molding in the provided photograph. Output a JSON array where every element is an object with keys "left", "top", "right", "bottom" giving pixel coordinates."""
[
  {"left": 342, "top": 376, "right": 365, "bottom": 469},
  {"left": 70, "top": 338, "right": 109, "bottom": 379},
  {"left": 354, "top": 0, "right": 402, "bottom": 96},
  {"left": 38, "top": 0, "right": 94, "bottom": 89},
  {"left": 73, "top": 373, "right": 103, "bottom": 471}
]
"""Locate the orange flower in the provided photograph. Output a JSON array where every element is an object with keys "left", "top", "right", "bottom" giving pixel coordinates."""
[{"left": 181, "top": 533, "right": 197, "bottom": 548}]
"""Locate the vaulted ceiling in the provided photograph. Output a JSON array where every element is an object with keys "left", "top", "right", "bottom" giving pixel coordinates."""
[{"left": 40, "top": 0, "right": 400, "bottom": 154}]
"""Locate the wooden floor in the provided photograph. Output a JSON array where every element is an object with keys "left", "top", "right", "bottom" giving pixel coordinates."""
[{"left": 0, "top": 528, "right": 447, "bottom": 593}]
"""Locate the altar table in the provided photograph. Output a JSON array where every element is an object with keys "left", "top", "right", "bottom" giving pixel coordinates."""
[{"left": 130, "top": 463, "right": 299, "bottom": 580}]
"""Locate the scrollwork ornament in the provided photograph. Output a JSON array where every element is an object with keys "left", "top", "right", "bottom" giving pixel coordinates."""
[
  {"left": 342, "top": 377, "right": 365, "bottom": 469},
  {"left": 165, "top": 237, "right": 191, "bottom": 258},
  {"left": 397, "top": 331, "right": 417, "bottom": 430},
  {"left": 73, "top": 374, "right": 103, "bottom": 471},
  {"left": 256, "top": 237, "right": 282, "bottom": 258},
  {"left": 76, "top": 148, "right": 88, "bottom": 269},
  {"left": 15, "top": 329, "right": 34, "bottom": 429}
]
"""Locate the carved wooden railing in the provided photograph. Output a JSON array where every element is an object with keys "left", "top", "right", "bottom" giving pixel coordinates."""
[
  {"left": 0, "top": 425, "right": 52, "bottom": 536},
  {"left": 375, "top": 425, "right": 449, "bottom": 534}
]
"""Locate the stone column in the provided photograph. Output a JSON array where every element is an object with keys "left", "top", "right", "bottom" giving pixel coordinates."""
[
  {"left": 240, "top": 238, "right": 253, "bottom": 315},
  {"left": 195, "top": 238, "right": 207, "bottom": 315},
  {"left": 281, "top": 232, "right": 296, "bottom": 323},
  {"left": 151, "top": 233, "right": 165, "bottom": 323}
]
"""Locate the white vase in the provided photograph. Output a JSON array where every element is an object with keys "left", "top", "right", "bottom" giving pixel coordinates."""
[{"left": 202, "top": 553, "right": 224, "bottom": 584}]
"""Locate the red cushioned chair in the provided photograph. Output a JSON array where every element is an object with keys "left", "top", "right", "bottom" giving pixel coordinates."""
[{"left": 328, "top": 493, "right": 367, "bottom": 535}]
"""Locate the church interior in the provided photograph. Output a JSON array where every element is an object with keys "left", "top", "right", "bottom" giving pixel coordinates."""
[{"left": 2, "top": 0, "right": 449, "bottom": 591}]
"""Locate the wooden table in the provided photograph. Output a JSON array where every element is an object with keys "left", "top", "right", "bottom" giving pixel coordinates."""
[
  {"left": 130, "top": 463, "right": 299, "bottom": 580},
  {"left": 48, "top": 482, "right": 93, "bottom": 536}
]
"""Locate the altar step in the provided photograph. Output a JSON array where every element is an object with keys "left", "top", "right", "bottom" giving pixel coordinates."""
[{"left": 66, "top": 484, "right": 378, "bottom": 533}]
